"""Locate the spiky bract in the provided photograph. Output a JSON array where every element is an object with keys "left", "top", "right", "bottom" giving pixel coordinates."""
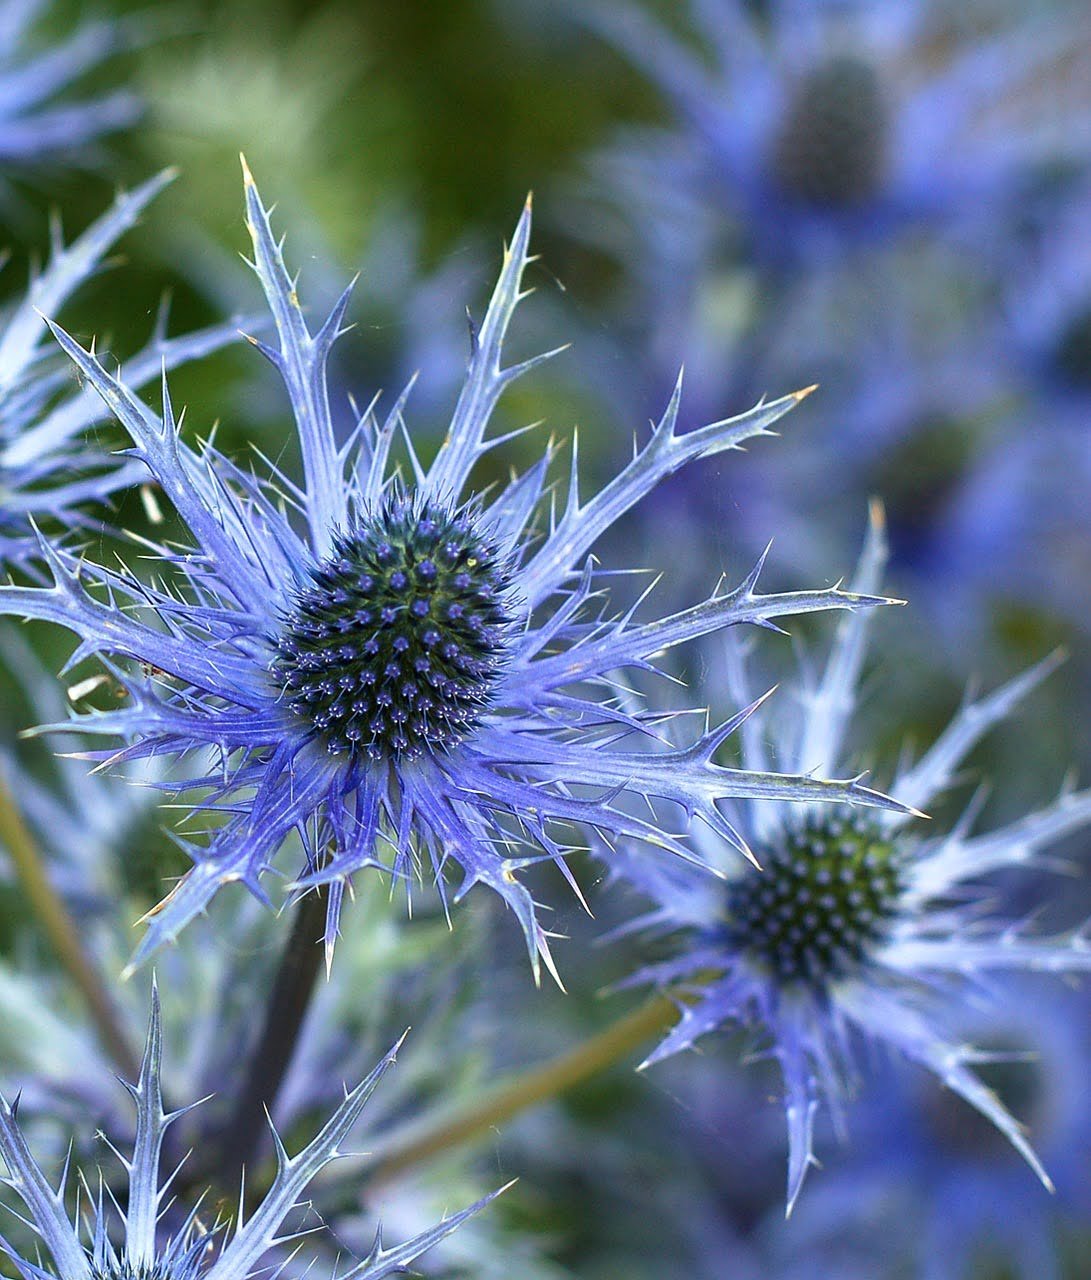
[
  {"left": 0, "top": 992, "right": 497, "bottom": 1280},
  {"left": 614, "top": 506, "right": 1091, "bottom": 1212},
  {"left": 0, "top": 0, "right": 139, "bottom": 176},
  {"left": 0, "top": 171, "right": 245, "bottom": 567},
  {"left": 780, "top": 983, "right": 1091, "bottom": 1279}
]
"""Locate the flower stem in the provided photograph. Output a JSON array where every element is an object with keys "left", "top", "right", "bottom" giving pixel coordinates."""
[
  {"left": 359, "top": 994, "right": 679, "bottom": 1186},
  {"left": 0, "top": 774, "right": 139, "bottom": 1081},
  {"left": 213, "top": 887, "right": 329, "bottom": 1187}
]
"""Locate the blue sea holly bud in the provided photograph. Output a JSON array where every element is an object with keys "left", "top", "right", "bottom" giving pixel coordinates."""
[
  {"left": 612, "top": 506, "right": 1091, "bottom": 1213},
  {"left": 0, "top": 990, "right": 501, "bottom": 1280},
  {"left": 0, "top": 160, "right": 906, "bottom": 980}
]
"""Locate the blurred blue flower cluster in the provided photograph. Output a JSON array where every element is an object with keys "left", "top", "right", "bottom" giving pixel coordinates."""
[
  {"left": 566, "top": 0, "right": 1091, "bottom": 644},
  {"left": 0, "top": 2, "right": 1086, "bottom": 1278},
  {"left": 0, "top": 0, "right": 139, "bottom": 184}
]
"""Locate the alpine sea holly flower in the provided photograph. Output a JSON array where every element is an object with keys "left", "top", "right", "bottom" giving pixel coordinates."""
[
  {"left": 613, "top": 506, "right": 1091, "bottom": 1212},
  {"left": 0, "top": 161, "right": 904, "bottom": 979},
  {"left": 583, "top": 0, "right": 1086, "bottom": 267},
  {"left": 0, "top": 0, "right": 139, "bottom": 176},
  {"left": 0, "top": 990, "right": 500, "bottom": 1280},
  {"left": 0, "top": 169, "right": 246, "bottom": 567}
]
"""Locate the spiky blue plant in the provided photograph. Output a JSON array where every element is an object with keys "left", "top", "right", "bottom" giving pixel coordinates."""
[
  {"left": 612, "top": 506, "right": 1091, "bottom": 1212},
  {"left": 0, "top": 989, "right": 499, "bottom": 1280},
  {"left": 0, "top": 169, "right": 246, "bottom": 567},
  {"left": 584, "top": 0, "right": 1083, "bottom": 267},
  {"left": 0, "top": 0, "right": 140, "bottom": 176},
  {"left": 0, "top": 161, "right": 906, "bottom": 978}
]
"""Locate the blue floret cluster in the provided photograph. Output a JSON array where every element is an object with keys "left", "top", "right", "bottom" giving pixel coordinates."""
[{"left": 0, "top": 3, "right": 1087, "bottom": 1278}]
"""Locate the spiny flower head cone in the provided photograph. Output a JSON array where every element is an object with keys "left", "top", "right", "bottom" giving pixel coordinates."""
[
  {"left": 612, "top": 504, "right": 1091, "bottom": 1213},
  {"left": 584, "top": 0, "right": 1088, "bottom": 265},
  {"left": 0, "top": 170, "right": 246, "bottom": 569},
  {"left": 0, "top": 987, "right": 501, "bottom": 1280},
  {"left": 0, "top": 161, "right": 907, "bottom": 981}
]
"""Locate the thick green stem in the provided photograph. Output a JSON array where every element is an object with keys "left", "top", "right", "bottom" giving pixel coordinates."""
[
  {"left": 0, "top": 775, "right": 139, "bottom": 1080},
  {"left": 213, "top": 887, "right": 329, "bottom": 1189},
  {"left": 359, "top": 994, "right": 679, "bottom": 1186}
]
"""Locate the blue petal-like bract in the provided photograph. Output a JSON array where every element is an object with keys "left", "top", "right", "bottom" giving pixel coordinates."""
[
  {"left": 0, "top": 170, "right": 248, "bottom": 567},
  {"left": 0, "top": 990, "right": 499, "bottom": 1280},
  {"left": 0, "top": 0, "right": 140, "bottom": 176}
]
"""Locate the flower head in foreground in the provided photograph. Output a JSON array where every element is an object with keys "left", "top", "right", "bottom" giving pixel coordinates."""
[
  {"left": 0, "top": 169, "right": 246, "bottom": 568},
  {"left": 614, "top": 505, "right": 1091, "bottom": 1212},
  {"left": 0, "top": 0, "right": 140, "bottom": 178},
  {"left": 0, "top": 990, "right": 497, "bottom": 1280},
  {"left": 0, "top": 162, "right": 904, "bottom": 979}
]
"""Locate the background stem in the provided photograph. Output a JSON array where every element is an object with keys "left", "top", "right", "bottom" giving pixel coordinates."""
[
  {"left": 359, "top": 994, "right": 678, "bottom": 1187},
  {"left": 0, "top": 775, "right": 139, "bottom": 1080}
]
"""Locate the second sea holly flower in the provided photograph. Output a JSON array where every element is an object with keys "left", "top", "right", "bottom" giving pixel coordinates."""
[{"left": 612, "top": 506, "right": 1091, "bottom": 1212}]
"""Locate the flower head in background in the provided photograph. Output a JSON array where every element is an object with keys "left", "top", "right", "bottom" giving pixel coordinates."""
[
  {"left": 614, "top": 505, "right": 1091, "bottom": 1212},
  {"left": 584, "top": 0, "right": 1087, "bottom": 268},
  {"left": 554, "top": 0, "right": 1086, "bottom": 620},
  {"left": 0, "top": 990, "right": 499, "bottom": 1280},
  {"left": 0, "top": 162, "right": 905, "bottom": 979},
  {"left": 0, "top": 170, "right": 245, "bottom": 568},
  {"left": 0, "top": 0, "right": 140, "bottom": 183}
]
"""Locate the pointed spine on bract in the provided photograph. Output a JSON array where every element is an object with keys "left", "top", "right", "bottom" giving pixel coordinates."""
[{"left": 0, "top": 1001, "right": 504, "bottom": 1280}]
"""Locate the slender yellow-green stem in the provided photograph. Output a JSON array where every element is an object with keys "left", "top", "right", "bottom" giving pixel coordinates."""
[
  {"left": 0, "top": 774, "right": 139, "bottom": 1080},
  {"left": 360, "top": 994, "right": 679, "bottom": 1186}
]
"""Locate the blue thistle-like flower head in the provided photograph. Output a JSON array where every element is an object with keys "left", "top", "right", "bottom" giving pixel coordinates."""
[
  {"left": 0, "top": 0, "right": 141, "bottom": 178},
  {"left": 585, "top": 0, "right": 1084, "bottom": 266},
  {"left": 0, "top": 162, "right": 907, "bottom": 980},
  {"left": 0, "top": 170, "right": 246, "bottom": 568},
  {"left": 614, "top": 504, "right": 1091, "bottom": 1212},
  {"left": 0, "top": 989, "right": 499, "bottom": 1280}
]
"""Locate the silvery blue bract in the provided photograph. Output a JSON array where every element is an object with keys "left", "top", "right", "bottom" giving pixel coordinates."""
[
  {"left": 0, "top": 171, "right": 245, "bottom": 567},
  {"left": 0, "top": 0, "right": 138, "bottom": 176},
  {"left": 0, "top": 991, "right": 498, "bottom": 1280}
]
